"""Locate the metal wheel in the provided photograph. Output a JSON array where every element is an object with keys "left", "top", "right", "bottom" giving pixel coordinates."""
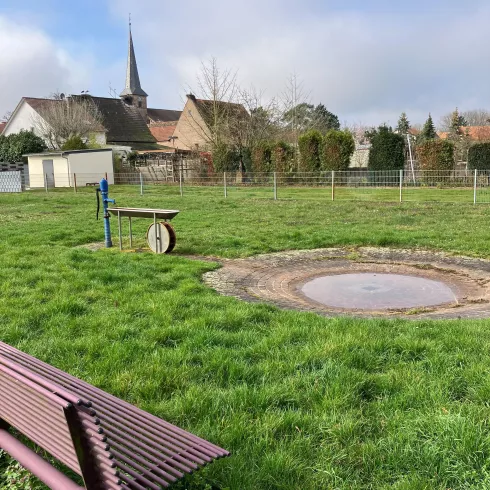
[{"left": 146, "top": 222, "right": 176, "bottom": 254}]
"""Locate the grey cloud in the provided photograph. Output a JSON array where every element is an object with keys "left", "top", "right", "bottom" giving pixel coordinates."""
[{"left": 109, "top": 0, "right": 490, "bottom": 126}]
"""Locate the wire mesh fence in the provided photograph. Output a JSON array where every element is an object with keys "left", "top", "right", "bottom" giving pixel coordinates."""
[{"left": 4, "top": 169, "right": 490, "bottom": 203}]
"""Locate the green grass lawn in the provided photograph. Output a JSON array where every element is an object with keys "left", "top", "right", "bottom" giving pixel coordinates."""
[{"left": 2, "top": 188, "right": 490, "bottom": 489}]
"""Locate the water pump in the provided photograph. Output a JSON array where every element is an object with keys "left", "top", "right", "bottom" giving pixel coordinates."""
[{"left": 96, "top": 178, "right": 115, "bottom": 248}]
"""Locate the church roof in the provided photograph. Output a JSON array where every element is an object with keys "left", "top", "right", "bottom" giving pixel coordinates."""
[
  {"left": 147, "top": 108, "right": 182, "bottom": 123},
  {"left": 120, "top": 29, "right": 148, "bottom": 98}
]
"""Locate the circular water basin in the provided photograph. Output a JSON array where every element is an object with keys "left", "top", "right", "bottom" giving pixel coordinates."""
[{"left": 301, "top": 273, "right": 456, "bottom": 310}]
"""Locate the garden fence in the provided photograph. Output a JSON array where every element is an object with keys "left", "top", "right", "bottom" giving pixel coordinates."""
[{"left": 5, "top": 169, "right": 490, "bottom": 204}]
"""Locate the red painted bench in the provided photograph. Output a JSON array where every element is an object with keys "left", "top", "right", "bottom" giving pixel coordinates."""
[{"left": 0, "top": 342, "right": 229, "bottom": 489}]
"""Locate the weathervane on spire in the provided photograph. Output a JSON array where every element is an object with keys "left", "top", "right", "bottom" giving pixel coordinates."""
[{"left": 129, "top": 13, "right": 131, "bottom": 31}]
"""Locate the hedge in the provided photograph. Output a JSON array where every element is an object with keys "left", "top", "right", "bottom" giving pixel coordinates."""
[
  {"left": 252, "top": 142, "right": 273, "bottom": 173},
  {"left": 321, "top": 129, "right": 355, "bottom": 171},
  {"left": 417, "top": 140, "right": 454, "bottom": 171},
  {"left": 272, "top": 142, "right": 294, "bottom": 173},
  {"left": 468, "top": 143, "right": 490, "bottom": 170},
  {"left": 298, "top": 130, "right": 322, "bottom": 172}
]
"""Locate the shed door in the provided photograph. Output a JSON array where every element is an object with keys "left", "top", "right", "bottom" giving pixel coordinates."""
[{"left": 42, "top": 160, "right": 55, "bottom": 188}]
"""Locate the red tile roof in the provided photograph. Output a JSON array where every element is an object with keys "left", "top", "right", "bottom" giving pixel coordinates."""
[
  {"left": 150, "top": 125, "right": 176, "bottom": 142},
  {"left": 438, "top": 126, "right": 490, "bottom": 142}
]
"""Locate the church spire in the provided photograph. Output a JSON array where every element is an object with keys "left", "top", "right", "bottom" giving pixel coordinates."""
[{"left": 120, "top": 19, "right": 148, "bottom": 98}]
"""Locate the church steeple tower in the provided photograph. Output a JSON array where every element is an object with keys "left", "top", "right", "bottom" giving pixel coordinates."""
[{"left": 120, "top": 17, "right": 148, "bottom": 120}]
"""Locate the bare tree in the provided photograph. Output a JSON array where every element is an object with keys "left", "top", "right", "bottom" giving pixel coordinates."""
[
  {"left": 184, "top": 58, "right": 241, "bottom": 151},
  {"left": 236, "top": 86, "right": 281, "bottom": 148},
  {"left": 33, "top": 93, "right": 104, "bottom": 149},
  {"left": 346, "top": 122, "right": 371, "bottom": 145},
  {"left": 280, "top": 74, "right": 310, "bottom": 138},
  {"left": 439, "top": 108, "right": 490, "bottom": 131},
  {"left": 461, "top": 109, "right": 490, "bottom": 127},
  {"left": 1, "top": 111, "right": 12, "bottom": 123}
]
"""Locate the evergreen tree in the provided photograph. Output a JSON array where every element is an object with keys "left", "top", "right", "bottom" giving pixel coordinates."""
[
  {"left": 396, "top": 112, "right": 410, "bottom": 135},
  {"left": 449, "top": 108, "right": 467, "bottom": 138},
  {"left": 313, "top": 104, "right": 340, "bottom": 132},
  {"left": 367, "top": 125, "right": 405, "bottom": 172},
  {"left": 448, "top": 108, "right": 470, "bottom": 164},
  {"left": 420, "top": 114, "right": 437, "bottom": 141}
]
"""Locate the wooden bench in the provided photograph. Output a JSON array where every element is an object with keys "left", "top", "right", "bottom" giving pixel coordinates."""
[{"left": 0, "top": 342, "right": 229, "bottom": 489}]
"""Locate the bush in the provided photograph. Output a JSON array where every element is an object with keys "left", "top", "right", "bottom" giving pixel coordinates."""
[
  {"left": 61, "top": 135, "right": 87, "bottom": 151},
  {"left": 417, "top": 140, "right": 454, "bottom": 171},
  {"left": 468, "top": 143, "right": 490, "bottom": 170},
  {"left": 321, "top": 129, "right": 355, "bottom": 171},
  {"left": 0, "top": 130, "right": 46, "bottom": 162},
  {"left": 212, "top": 143, "right": 241, "bottom": 172},
  {"left": 298, "top": 130, "right": 322, "bottom": 172},
  {"left": 239, "top": 147, "right": 252, "bottom": 172},
  {"left": 367, "top": 125, "right": 405, "bottom": 171},
  {"left": 272, "top": 142, "right": 294, "bottom": 173},
  {"left": 126, "top": 151, "right": 139, "bottom": 167},
  {"left": 252, "top": 142, "right": 273, "bottom": 173}
]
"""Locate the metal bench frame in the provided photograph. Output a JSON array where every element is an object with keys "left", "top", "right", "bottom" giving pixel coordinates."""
[{"left": 0, "top": 342, "right": 229, "bottom": 489}]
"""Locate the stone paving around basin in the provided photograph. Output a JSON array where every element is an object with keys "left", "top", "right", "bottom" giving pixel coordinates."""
[{"left": 202, "top": 248, "right": 490, "bottom": 319}]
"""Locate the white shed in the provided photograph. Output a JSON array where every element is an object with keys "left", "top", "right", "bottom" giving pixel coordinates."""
[{"left": 24, "top": 149, "right": 114, "bottom": 188}]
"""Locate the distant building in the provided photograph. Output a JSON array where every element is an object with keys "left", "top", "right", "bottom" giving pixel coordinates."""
[
  {"left": 171, "top": 94, "right": 248, "bottom": 151},
  {"left": 438, "top": 126, "right": 490, "bottom": 142},
  {"left": 2, "top": 25, "right": 181, "bottom": 151}
]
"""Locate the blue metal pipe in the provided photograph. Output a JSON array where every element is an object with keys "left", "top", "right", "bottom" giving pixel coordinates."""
[{"left": 99, "top": 178, "right": 115, "bottom": 248}]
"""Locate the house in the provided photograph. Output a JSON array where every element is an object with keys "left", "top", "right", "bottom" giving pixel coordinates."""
[
  {"left": 171, "top": 94, "right": 249, "bottom": 151},
  {"left": 0, "top": 122, "right": 6, "bottom": 134},
  {"left": 148, "top": 109, "right": 181, "bottom": 146},
  {"left": 438, "top": 126, "right": 490, "bottom": 142},
  {"left": 2, "top": 26, "right": 179, "bottom": 152}
]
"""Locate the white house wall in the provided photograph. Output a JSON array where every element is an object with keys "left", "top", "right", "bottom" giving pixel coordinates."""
[
  {"left": 3, "top": 101, "right": 45, "bottom": 139},
  {"left": 68, "top": 151, "right": 114, "bottom": 186}
]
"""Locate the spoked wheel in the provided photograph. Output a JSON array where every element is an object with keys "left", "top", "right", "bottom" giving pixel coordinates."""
[{"left": 146, "top": 222, "right": 176, "bottom": 254}]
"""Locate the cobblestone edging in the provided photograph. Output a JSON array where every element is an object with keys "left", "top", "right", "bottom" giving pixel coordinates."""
[{"left": 202, "top": 248, "right": 490, "bottom": 319}]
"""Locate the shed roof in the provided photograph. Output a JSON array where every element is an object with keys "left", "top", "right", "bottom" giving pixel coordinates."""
[{"left": 24, "top": 148, "right": 113, "bottom": 157}]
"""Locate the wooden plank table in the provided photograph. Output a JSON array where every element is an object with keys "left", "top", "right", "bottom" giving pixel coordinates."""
[{"left": 108, "top": 207, "right": 179, "bottom": 253}]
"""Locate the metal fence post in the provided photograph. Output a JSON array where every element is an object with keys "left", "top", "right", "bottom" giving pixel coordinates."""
[
  {"left": 331, "top": 171, "right": 335, "bottom": 201},
  {"left": 224, "top": 172, "right": 227, "bottom": 198},
  {"left": 44, "top": 173, "right": 48, "bottom": 193},
  {"left": 140, "top": 172, "right": 144, "bottom": 196},
  {"left": 73, "top": 173, "right": 77, "bottom": 193},
  {"left": 273, "top": 172, "right": 277, "bottom": 200},
  {"left": 179, "top": 164, "right": 183, "bottom": 197},
  {"left": 399, "top": 169, "right": 403, "bottom": 203},
  {"left": 474, "top": 169, "right": 477, "bottom": 204}
]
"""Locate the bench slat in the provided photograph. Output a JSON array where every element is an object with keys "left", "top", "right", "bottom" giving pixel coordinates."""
[
  {"left": 0, "top": 428, "right": 83, "bottom": 490},
  {"left": 0, "top": 341, "right": 230, "bottom": 489}
]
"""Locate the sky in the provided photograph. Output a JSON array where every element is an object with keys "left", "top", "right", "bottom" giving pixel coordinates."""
[{"left": 1, "top": 0, "right": 489, "bottom": 128}]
